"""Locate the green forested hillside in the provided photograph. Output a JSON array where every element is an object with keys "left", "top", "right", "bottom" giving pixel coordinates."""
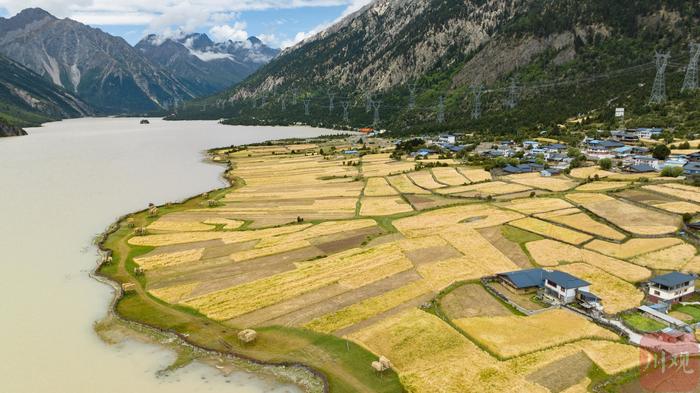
[{"left": 170, "top": 0, "right": 700, "bottom": 140}]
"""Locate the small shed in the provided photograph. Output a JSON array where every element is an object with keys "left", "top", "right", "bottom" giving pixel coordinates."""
[{"left": 238, "top": 329, "right": 258, "bottom": 344}]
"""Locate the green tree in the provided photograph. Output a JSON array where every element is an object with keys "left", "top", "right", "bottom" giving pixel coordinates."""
[
  {"left": 652, "top": 144, "right": 671, "bottom": 160},
  {"left": 660, "top": 166, "right": 683, "bottom": 178},
  {"left": 599, "top": 158, "right": 612, "bottom": 170}
]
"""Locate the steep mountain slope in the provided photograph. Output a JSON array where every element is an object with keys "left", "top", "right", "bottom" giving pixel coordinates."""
[
  {"left": 0, "top": 54, "right": 91, "bottom": 134},
  {"left": 0, "top": 8, "right": 194, "bottom": 113},
  {"left": 175, "top": 0, "right": 700, "bottom": 136},
  {"left": 136, "top": 34, "right": 279, "bottom": 96}
]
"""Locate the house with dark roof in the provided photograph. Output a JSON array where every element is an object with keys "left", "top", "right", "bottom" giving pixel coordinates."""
[
  {"left": 684, "top": 162, "right": 700, "bottom": 175},
  {"left": 496, "top": 268, "right": 546, "bottom": 294},
  {"left": 626, "top": 163, "right": 656, "bottom": 173},
  {"left": 496, "top": 269, "right": 600, "bottom": 307},
  {"left": 503, "top": 163, "right": 544, "bottom": 174},
  {"left": 647, "top": 272, "right": 696, "bottom": 304}
]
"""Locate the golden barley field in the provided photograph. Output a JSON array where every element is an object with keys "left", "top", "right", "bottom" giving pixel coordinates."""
[
  {"left": 347, "top": 308, "right": 547, "bottom": 393},
  {"left": 431, "top": 167, "right": 469, "bottom": 186},
  {"left": 575, "top": 181, "right": 630, "bottom": 192},
  {"left": 525, "top": 239, "right": 651, "bottom": 282},
  {"left": 506, "top": 173, "right": 579, "bottom": 192},
  {"left": 539, "top": 211, "right": 625, "bottom": 241},
  {"left": 408, "top": 170, "right": 446, "bottom": 189},
  {"left": 499, "top": 197, "right": 574, "bottom": 215},
  {"left": 644, "top": 184, "right": 700, "bottom": 203},
  {"left": 584, "top": 237, "right": 684, "bottom": 259},
  {"left": 360, "top": 196, "right": 414, "bottom": 216},
  {"left": 630, "top": 244, "right": 698, "bottom": 270},
  {"left": 556, "top": 263, "right": 643, "bottom": 313},
  {"left": 364, "top": 177, "right": 400, "bottom": 196},
  {"left": 509, "top": 217, "right": 592, "bottom": 245},
  {"left": 386, "top": 174, "right": 430, "bottom": 194},
  {"left": 455, "top": 309, "right": 617, "bottom": 358},
  {"left": 393, "top": 204, "right": 523, "bottom": 237},
  {"left": 458, "top": 168, "right": 493, "bottom": 183}
]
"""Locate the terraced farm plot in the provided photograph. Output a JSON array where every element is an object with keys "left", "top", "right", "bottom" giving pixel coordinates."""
[
  {"left": 575, "top": 181, "right": 630, "bottom": 192},
  {"left": 439, "top": 284, "right": 511, "bottom": 319},
  {"left": 361, "top": 155, "right": 416, "bottom": 177},
  {"left": 643, "top": 184, "right": 700, "bottom": 203},
  {"left": 437, "top": 181, "right": 531, "bottom": 196},
  {"left": 499, "top": 197, "right": 574, "bottom": 215},
  {"left": 556, "top": 263, "right": 643, "bottom": 313},
  {"left": 458, "top": 168, "right": 492, "bottom": 183},
  {"left": 147, "top": 220, "right": 216, "bottom": 232},
  {"left": 431, "top": 167, "right": 469, "bottom": 186},
  {"left": 455, "top": 309, "right": 616, "bottom": 358},
  {"left": 540, "top": 212, "right": 625, "bottom": 241},
  {"left": 631, "top": 244, "right": 698, "bottom": 270},
  {"left": 509, "top": 218, "right": 592, "bottom": 245},
  {"left": 525, "top": 239, "right": 650, "bottom": 282},
  {"left": 653, "top": 201, "right": 700, "bottom": 214},
  {"left": 360, "top": 196, "right": 413, "bottom": 216},
  {"left": 569, "top": 167, "right": 614, "bottom": 179},
  {"left": 682, "top": 256, "right": 700, "bottom": 274},
  {"left": 566, "top": 193, "right": 680, "bottom": 235},
  {"left": 393, "top": 204, "right": 523, "bottom": 237},
  {"left": 407, "top": 170, "right": 445, "bottom": 189},
  {"left": 304, "top": 280, "right": 431, "bottom": 334},
  {"left": 506, "top": 173, "right": 579, "bottom": 192},
  {"left": 584, "top": 238, "right": 684, "bottom": 259},
  {"left": 134, "top": 248, "right": 205, "bottom": 271},
  {"left": 347, "top": 308, "right": 546, "bottom": 393},
  {"left": 363, "top": 177, "right": 399, "bottom": 196},
  {"left": 386, "top": 174, "right": 430, "bottom": 194}
]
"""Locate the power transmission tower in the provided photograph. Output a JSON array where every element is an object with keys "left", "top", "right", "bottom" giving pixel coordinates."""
[
  {"left": 372, "top": 100, "right": 382, "bottom": 127},
  {"left": 303, "top": 98, "right": 311, "bottom": 116},
  {"left": 504, "top": 78, "right": 519, "bottom": 109},
  {"left": 649, "top": 52, "right": 670, "bottom": 104},
  {"left": 682, "top": 43, "right": 700, "bottom": 93},
  {"left": 292, "top": 88, "right": 299, "bottom": 105},
  {"left": 252, "top": 97, "right": 257, "bottom": 109},
  {"left": 260, "top": 95, "right": 267, "bottom": 108},
  {"left": 280, "top": 94, "right": 287, "bottom": 111},
  {"left": 408, "top": 82, "right": 418, "bottom": 110},
  {"left": 365, "top": 92, "right": 373, "bottom": 113},
  {"left": 327, "top": 91, "right": 335, "bottom": 112},
  {"left": 471, "top": 85, "right": 484, "bottom": 120},
  {"left": 341, "top": 100, "right": 350, "bottom": 123},
  {"left": 437, "top": 95, "right": 445, "bottom": 124}
]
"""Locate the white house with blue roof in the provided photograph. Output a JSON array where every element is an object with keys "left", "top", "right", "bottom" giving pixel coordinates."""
[
  {"left": 496, "top": 268, "right": 600, "bottom": 308},
  {"left": 646, "top": 272, "right": 696, "bottom": 304}
]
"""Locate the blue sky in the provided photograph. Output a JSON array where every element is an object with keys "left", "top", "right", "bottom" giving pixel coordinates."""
[{"left": 0, "top": 1, "right": 370, "bottom": 47}]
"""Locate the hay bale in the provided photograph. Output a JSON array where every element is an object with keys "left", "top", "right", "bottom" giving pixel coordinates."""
[
  {"left": 148, "top": 206, "right": 159, "bottom": 217},
  {"left": 371, "top": 361, "right": 385, "bottom": 372},
  {"left": 126, "top": 217, "right": 136, "bottom": 228},
  {"left": 238, "top": 329, "right": 257, "bottom": 344},
  {"left": 134, "top": 227, "right": 148, "bottom": 236},
  {"left": 207, "top": 199, "right": 218, "bottom": 208},
  {"left": 121, "top": 282, "right": 135, "bottom": 292},
  {"left": 372, "top": 356, "right": 392, "bottom": 372},
  {"left": 379, "top": 355, "right": 392, "bottom": 370}
]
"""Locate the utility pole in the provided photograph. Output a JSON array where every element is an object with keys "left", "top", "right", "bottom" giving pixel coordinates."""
[
  {"left": 649, "top": 51, "right": 670, "bottom": 104},
  {"left": 437, "top": 95, "right": 445, "bottom": 124},
  {"left": 682, "top": 43, "right": 700, "bottom": 93},
  {"left": 408, "top": 82, "right": 418, "bottom": 110},
  {"left": 341, "top": 100, "right": 350, "bottom": 123},
  {"left": 372, "top": 100, "right": 382, "bottom": 127},
  {"left": 471, "top": 85, "right": 483, "bottom": 120},
  {"left": 504, "top": 78, "right": 519, "bottom": 109},
  {"left": 303, "top": 98, "right": 311, "bottom": 116},
  {"left": 327, "top": 91, "right": 335, "bottom": 112}
]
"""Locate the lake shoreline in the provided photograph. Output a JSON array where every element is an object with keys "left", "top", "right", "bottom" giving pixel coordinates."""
[{"left": 92, "top": 154, "right": 329, "bottom": 392}]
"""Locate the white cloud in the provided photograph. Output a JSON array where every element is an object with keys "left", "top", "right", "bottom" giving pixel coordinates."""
[{"left": 209, "top": 21, "right": 248, "bottom": 43}]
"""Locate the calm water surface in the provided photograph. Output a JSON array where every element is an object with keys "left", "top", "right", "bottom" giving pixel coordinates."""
[{"left": 0, "top": 118, "right": 335, "bottom": 393}]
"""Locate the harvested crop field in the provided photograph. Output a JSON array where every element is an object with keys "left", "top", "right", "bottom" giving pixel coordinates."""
[
  {"left": 509, "top": 217, "right": 592, "bottom": 245},
  {"left": 437, "top": 181, "right": 531, "bottom": 196},
  {"left": 505, "top": 173, "right": 579, "bottom": 192},
  {"left": 360, "top": 196, "right": 413, "bottom": 216},
  {"left": 439, "top": 284, "right": 511, "bottom": 319},
  {"left": 455, "top": 309, "right": 616, "bottom": 358},
  {"left": 499, "top": 197, "right": 574, "bottom": 215},
  {"left": 458, "top": 168, "right": 492, "bottom": 183},
  {"left": 431, "top": 167, "right": 469, "bottom": 186},
  {"left": 566, "top": 193, "right": 680, "bottom": 235},
  {"left": 393, "top": 204, "right": 523, "bottom": 237},
  {"left": 347, "top": 308, "right": 546, "bottom": 393},
  {"left": 653, "top": 201, "right": 700, "bottom": 214},
  {"left": 147, "top": 220, "right": 216, "bottom": 232},
  {"left": 556, "top": 263, "right": 643, "bottom": 313},
  {"left": 631, "top": 244, "right": 698, "bottom": 270},
  {"left": 386, "top": 174, "right": 430, "bottom": 194},
  {"left": 538, "top": 211, "right": 625, "bottom": 241},
  {"left": 363, "top": 177, "right": 399, "bottom": 196},
  {"left": 644, "top": 184, "right": 700, "bottom": 203},
  {"left": 575, "top": 181, "right": 630, "bottom": 192},
  {"left": 584, "top": 237, "right": 684, "bottom": 259},
  {"left": 402, "top": 194, "right": 462, "bottom": 210},
  {"left": 407, "top": 170, "right": 445, "bottom": 189},
  {"left": 477, "top": 226, "right": 532, "bottom": 268},
  {"left": 525, "top": 239, "right": 650, "bottom": 282},
  {"left": 569, "top": 167, "right": 614, "bottom": 179}
]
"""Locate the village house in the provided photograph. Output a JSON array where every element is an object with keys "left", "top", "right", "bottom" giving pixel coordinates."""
[
  {"left": 438, "top": 134, "right": 456, "bottom": 145},
  {"left": 663, "top": 156, "right": 688, "bottom": 168},
  {"left": 635, "top": 127, "right": 664, "bottom": 139},
  {"left": 625, "top": 155, "right": 660, "bottom": 171},
  {"left": 646, "top": 272, "right": 696, "bottom": 304},
  {"left": 684, "top": 162, "right": 700, "bottom": 175},
  {"left": 584, "top": 140, "right": 624, "bottom": 160},
  {"left": 523, "top": 140, "right": 540, "bottom": 149},
  {"left": 496, "top": 269, "right": 601, "bottom": 308}
]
